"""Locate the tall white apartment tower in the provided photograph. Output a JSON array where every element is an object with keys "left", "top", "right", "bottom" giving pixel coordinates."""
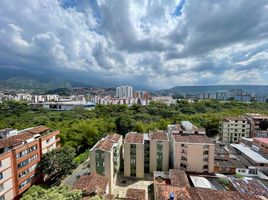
[{"left": 116, "top": 85, "right": 133, "bottom": 98}]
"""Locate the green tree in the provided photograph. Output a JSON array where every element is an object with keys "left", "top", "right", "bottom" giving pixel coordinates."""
[
  {"left": 39, "top": 146, "right": 76, "bottom": 182},
  {"left": 21, "top": 185, "right": 81, "bottom": 200}
]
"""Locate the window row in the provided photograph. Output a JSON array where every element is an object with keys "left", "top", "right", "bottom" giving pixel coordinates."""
[
  {"left": 16, "top": 145, "right": 38, "bottom": 159},
  {"left": 18, "top": 154, "right": 38, "bottom": 169},
  {"left": 19, "top": 174, "right": 34, "bottom": 189},
  {"left": 19, "top": 163, "right": 38, "bottom": 179}
]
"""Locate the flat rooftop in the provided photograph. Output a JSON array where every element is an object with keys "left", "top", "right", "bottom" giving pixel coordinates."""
[
  {"left": 124, "top": 132, "right": 144, "bottom": 144},
  {"left": 231, "top": 144, "right": 268, "bottom": 164},
  {"left": 173, "top": 134, "right": 213, "bottom": 144},
  {"left": 254, "top": 137, "right": 268, "bottom": 144}
]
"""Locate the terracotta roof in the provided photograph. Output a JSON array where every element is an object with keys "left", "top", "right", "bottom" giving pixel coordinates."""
[
  {"left": 94, "top": 139, "right": 114, "bottom": 152},
  {"left": 73, "top": 173, "right": 109, "bottom": 195},
  {"left": 106, "top": 133, "right": 121, "bottom": 142},
  {"left": 169, "top": 169, "right": 189, "bottom": 187},
  {"left": 150, "top": 131, "right": 168, "bottom": 141},
  {"left": 124, "top": 133, "right": 144, "bottom": 144},
  {"left": 0, "top": 131, "right": 33, "bottom": 149},
  {"left": 27, "top": 125, "right": 50, "bottom": 134},
  {"left": 125, "top": 188, "right": 146, "bottom": 200},
  {"left": 172, "top": 134, "right": 213, "bottom": 144},
  {"left": 156, "top": 185, "right": 260, "bottom": 200},
  {"left": 254, "top": 137, "right": 268, "bottom": 144}
]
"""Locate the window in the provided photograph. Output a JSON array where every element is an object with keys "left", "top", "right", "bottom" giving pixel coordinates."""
[
  {"left": 130, "top": 159, "right": 136, "bottom": 164},
  {"left": 18, "top": 154, "right": 38, "bottom": 169},
  {"left": 0, "top": 172, "right": 2, "bottom": 180},
  {"left": 0, "top": 161, "right": 2, "bottom": 168},
  {"left": 16, "top": 145, "right": 37, "bottom": 159},
  {"left": 0, "top": 184, "right": 3, "bottom": 192},
  {"left": 181, "top": 156, "right": 187, "bottom": 161},
  {"left": 203, "top": 150, "right": 209, "bottom": 155},
  {"left": 0, "top": 195, "right": 4, "bottom": 200},
  {"left": 203, "top": 165, "right": 208, "bottom": 170},
  {"left": 203, "top": 158, "right": 208, "bottom": 162}
]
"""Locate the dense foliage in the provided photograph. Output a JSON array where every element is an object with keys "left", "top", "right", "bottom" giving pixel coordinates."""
[
  {"left": 1, "top": 100, "right": 268, "bottom": 152},
  {"left": 39, "top": 146, "right": 76, "bottom": 183},
  {"left": 21, "top": 185, "right": 82, "bottom": 200}
]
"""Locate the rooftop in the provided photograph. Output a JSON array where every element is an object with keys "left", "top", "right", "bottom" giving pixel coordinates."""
[
  {"left": 190, "top": 176, "right": 216, "bottom": 189},
  {"left": 224, "top": 116, "right": 247, "bottom": 121},
  {"left": 172, "top": 134, "right": 213, "bottom": 144},
  {"left": 245, "top": 113, "right": 268, "bottom": 119},
  {"left": 150, "top": 131, "right": 168, "bottom": 141},
  {"left": 169, "top": 169, "right": 189, "bottom": 187},
  {"left": 156, "top": 185, "right": 259, "bottom": 200},
  {"left": 106, "top": 133, "right": 121, "bottom": 142},
  {"left": 254, "top": 137, "right": 268, "bottom": 144},
  {"left": 0, "top": 126, "right": 51, "bottom": 149},
  {"left": 230, "top": 144, "right": 268, "bottom": 164},
  {"left": 229, "top": 178, "right": 268, "bottom": 198},
  {"left": 124, "top": 132, "right": 144, "bottom": 144},
  {"left": 73, "top": 173, "right": 109, "bottom": 195},
  {"left": 94, "top": 139, "right": 115, "bottom": 152},
  {"left": 125, "top": 188, "right": 146, "bottom": 200}
]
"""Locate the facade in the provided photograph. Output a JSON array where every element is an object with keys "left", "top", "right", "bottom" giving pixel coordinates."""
[
  {"left": 123, "top": 131, "right": 169, "bottom": 178},
  {"left": 124, "top": 132, "right": 144, "bottom": 178},
  {"left": 41, "top": 101, "right": 95, "bottom": 111},
  {"left": 219, "top": 117, "right": 250, "bottom": 143},
  {"left": 252, "top": 138, "right": 268, "bottom": 155},
  {"left": 115, "top": 85, "right": 133, "bottom": 98},
  {"left": 0, "top": 126, "right": 60, "bottom": 200},
  {"left": 90, "top": 133, "right": 122, "bottom": 193},
  {"left": 169, "top": 121, "right": 215, "bottom": 173},
  {"left": 245, "top": 113, "right": 268, "bottom": 137}
]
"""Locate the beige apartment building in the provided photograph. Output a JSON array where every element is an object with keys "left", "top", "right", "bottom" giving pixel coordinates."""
[
  {"left": 90, "top": 133, "right": 122, "bottom": 193},
  {"left": 219, "top": 117, "right": 250, "bottom": 143},
  {"left": 124, "top": 132, "right": 144, "bottom": 178},
  {"left": 169, "top": 121, "right": 215, "bottom": 173},
  {"left": 124, "top": 131, "right": 170, "bottom": 178}
]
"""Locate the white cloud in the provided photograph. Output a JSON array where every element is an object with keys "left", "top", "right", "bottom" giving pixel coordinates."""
[{"left": 0, "top": 0, "right": 268, "bottom": 88}]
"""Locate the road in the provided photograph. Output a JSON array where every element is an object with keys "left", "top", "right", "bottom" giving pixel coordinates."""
[{"left": 61, "top": 158, "right": 90, "bottom": 188}]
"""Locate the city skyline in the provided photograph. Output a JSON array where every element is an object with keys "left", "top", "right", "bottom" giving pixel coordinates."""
[{"left": 0, "top": 0, "right": 268, "bottom": 89}]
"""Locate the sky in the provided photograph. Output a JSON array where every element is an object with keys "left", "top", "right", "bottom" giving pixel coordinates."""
[{"left": 0, "top": 0, "right": 268, "bottom": 89}]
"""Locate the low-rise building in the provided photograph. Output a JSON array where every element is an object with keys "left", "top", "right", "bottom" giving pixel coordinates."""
[
  {"left": 124, "top": 132, "right": 144, "bottom": 178},
  {"left": 169, "top": 122, "right": 215, "bottom": 173},
  {"left": 123, "top": 131, "right": 169, "bottom": 178},
  {"left": 231, "top": 143, "right": 268, "bottom": 167},
  {"left": 0, "top": 126, "right": 60, "bottom": 200},
  {"left": 90, "top": 133, "right": 122, "bottom": 193},
  {"left": 73, "top": 173, "right": 109, "bottom": 198},
  {"left": 219, "top": 117, "right": 250, "bottom": 143},
  {"left": 245, "top": 113, "right": 268, "bottom": 137},
  {"left": 252, "top": 137, "right": 268, "bottom": 155}
]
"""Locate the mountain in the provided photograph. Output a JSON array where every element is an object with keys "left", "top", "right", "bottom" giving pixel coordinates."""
[
  {"left": 0, "top": 76, "right": 93, "bottom": 92},
  {"left": 157, "top": 85, "right": 268, "bottom": 96}
]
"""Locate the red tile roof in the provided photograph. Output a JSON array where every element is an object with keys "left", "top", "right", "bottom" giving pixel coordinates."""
[
  {"left": 169, "top": 169, "right": 189, "bottom": 187},
  {"left": 254, "top": 137, "right": 268, "bottom": 144},
  {"left": 124, "top": 133, "right": 144, "bottom": 144},
  {"left": 150, "top": 131, "right": 168, "bottom": 141},
  {"left": 0, "top": 126, "right": 51, "bottom": 149},
  {"left": 173, "top": 134, "right": 213, "bottom": 144},
  {"left": 94, "top": 139, "right": 114, "bottom": 152},
  {"left": 0, "top": 131, "right": 33, "bottom": 149},
  {"left": 106, "top": 133, "right": 121, "bottom": 142},
  {"left": 125, "top": 188, "right": 146, "bottom": 200},
  {"left": 73, "top": 173, "right": 109, "bottom": 195}
]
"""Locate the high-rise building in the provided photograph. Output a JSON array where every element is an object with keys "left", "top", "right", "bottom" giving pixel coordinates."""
[
  {"left": 115, "top": 85, "right": 133, "bottom": 98},
  {"left": 90, "top": 133, "right": 122, "bottom": 193},
  {"left": 219, "top": 117, "right": 250, "bottom": 143},
  {"left": 0, "top": 126, "right": 60, "bottom": 200},
  {"left": 169, "top": 121, "right": 215, "bottom": 173}
]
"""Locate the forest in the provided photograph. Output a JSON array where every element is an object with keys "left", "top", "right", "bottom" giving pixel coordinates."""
[{"left": 1, "top": 100, "right": 268, "bottom": 154}]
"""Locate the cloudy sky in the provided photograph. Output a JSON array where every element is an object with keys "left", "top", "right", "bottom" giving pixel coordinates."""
[{"left": 0, "top": 0, "right": 268, "bottom": 89}]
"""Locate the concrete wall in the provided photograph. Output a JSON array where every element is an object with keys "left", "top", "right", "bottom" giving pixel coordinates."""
[
  {"left": 136, "top": 143, "right": 144, "bottom": 178},
  {"left": 123, "top": 143, "right": 130, "bottom": 177}
]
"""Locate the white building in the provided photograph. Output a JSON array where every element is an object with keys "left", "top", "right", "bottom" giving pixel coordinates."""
[
  {"left": 115, "top": 85, "right": 133, "bottom": 98},
  {"left": 219, "top": 117, "right": 250, "bottom": 143}
]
